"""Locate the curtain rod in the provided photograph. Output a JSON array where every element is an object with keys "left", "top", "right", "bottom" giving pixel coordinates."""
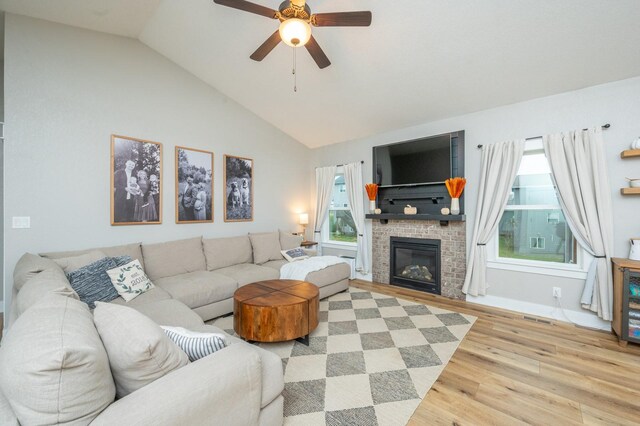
[
  {"left": 476, "top": 123, "right": 611, "bottom": 149},
  {"left": 315, "top": 160, "right": 364, "bottom": 169}
]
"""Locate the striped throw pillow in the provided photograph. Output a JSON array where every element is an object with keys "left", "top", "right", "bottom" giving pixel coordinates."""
[{"left": 161, "top": 326, "right": 227, "bottom": 361}]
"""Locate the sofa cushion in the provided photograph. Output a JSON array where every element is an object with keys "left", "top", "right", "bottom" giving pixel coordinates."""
[
  {"left": 110, "top": 285, "right": 172, "bottom": 307},
  {"left": 93, "top": 302, "right": 189, "bottom": 398},
  {"left": 262, "top": 259, "right": 288, "bottom": 271},
  {"left": 195, "top": 324, "right": 284, "bottom": 408},
  {"left": 0, "top": 390, "right": 18, "bottom": 426},
  {"left": 203, "top": 236, "right": 253, "bottom": 270},
  {"left": 15, "top": 268, "right": 78, "bottom": 317},
  {"left": 127, "top": 299, "right": 205, "bottom": 329},
  {"left": 214, "top": 263, "right": 279, "bottom": 286},
  {"left": 0, "top": 296, "right": 115, "bottom": 425},
  {"left": 154, "top": 271, "right": 238, "bottom": 309},
  {"left": 306, "top": 262, "right": 352, "bottom": 287},
  {"left": 249, "top": 232, "right": 282, "bottom": 265},
  {"left": 66, "top": 256, "right": 121, "bottom": 309},
  {"left": 13, "top": 253, "right": 62, "bottom": 291},
  {"left": 142, "top": 237, "right": 206, "bottom": 280},
  {"left": 53, "top": 250, "right": 109, "bottom": 274},
  {"left": 279, "top": 230, "right": 303, "bottom": 250},
  {"left": 42, "top": 242, "right": 145, "bottom": 269}
]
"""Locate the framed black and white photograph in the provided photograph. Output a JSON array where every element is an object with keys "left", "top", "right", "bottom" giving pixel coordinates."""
[
  {"left": 224, "top": 155, "right": 253, "bottom": 222},
  {"left": 176, "top": 146, "right": 213, "bottom": 223},
  {"left": 111, "top": 134, "right": 162, "bottom": 225}
]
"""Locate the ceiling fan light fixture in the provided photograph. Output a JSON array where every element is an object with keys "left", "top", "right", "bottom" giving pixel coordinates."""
[{"left": 279, "top": 18, "right": 311, "bottom": 47}]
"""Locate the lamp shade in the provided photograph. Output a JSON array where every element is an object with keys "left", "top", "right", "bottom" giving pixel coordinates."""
[
  {"left": 279, "top": 18, "right": 312, "bottom": 47},
  {"left": 299, "top": 213, "right": 309, "bottom": 225}
]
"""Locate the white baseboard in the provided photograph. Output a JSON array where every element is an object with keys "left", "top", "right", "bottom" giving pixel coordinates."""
[
  {"left": 355, "top": 272, "right": 372, "bottom": 281},
  {"left": 465, "top": 294, "right": 611, "bottom": 331}
]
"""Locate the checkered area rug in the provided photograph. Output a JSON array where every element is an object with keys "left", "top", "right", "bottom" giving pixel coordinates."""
[{"left": 212, "top": 287, "right": 475, "bottom": 425}]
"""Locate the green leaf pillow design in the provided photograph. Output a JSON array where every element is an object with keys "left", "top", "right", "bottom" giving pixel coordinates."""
[{"left": 106, "top": 259, "right": 155, "bottom": 302}]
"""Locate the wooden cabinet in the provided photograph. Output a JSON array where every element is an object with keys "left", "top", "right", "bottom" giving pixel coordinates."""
[{"left": 612, "top": 257, "right": 640, "bottom": 346}]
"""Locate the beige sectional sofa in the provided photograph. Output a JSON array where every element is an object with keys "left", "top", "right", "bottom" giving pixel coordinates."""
[{"left": 0, "top": 231, "right": 351, "bottom": 425}]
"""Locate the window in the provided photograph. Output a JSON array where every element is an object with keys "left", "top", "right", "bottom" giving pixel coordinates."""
[
  {"left": 325, "top": 173, "right": 357, "bottom": 244},
  {"left": 529, "top": 237, "right": 545, "bottom": 250},
  {"left": 497, "top": 139, "right": 577, "bottom": 265}
]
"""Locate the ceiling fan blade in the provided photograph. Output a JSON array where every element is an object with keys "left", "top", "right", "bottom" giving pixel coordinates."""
[
  {"left": 250, "top": 30, "right": 282, "bottom": 61},
  {"left": 311, "top": 11, "right": 372, "bottom": 27},
  {"left": 305, "top": 35, "right": 331, "bottom": 69},
  {"left": 213, "top": 0, "right": 277, "bottom": 19}
]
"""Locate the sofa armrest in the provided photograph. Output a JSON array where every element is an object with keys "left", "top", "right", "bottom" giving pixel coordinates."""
[{"left": 91, "top": 344, "right": 262, "bottom": 426}]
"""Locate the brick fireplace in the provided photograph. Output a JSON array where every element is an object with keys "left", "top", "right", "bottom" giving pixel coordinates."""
[{"left": 372, "top": 220, "right": 467, "bottom": 300}]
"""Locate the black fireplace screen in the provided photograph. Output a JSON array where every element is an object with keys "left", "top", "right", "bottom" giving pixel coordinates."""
[{"left": 390, "top": 237, "right": 441, "bottom": 294}]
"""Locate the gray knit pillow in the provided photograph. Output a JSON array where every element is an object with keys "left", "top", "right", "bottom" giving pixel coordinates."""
[{"left": 67, "top": 256, "right": 132, "bottom": 309}]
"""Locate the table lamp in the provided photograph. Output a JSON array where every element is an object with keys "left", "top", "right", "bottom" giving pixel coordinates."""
[{"left": 299, "top": 213, "right": 309, "bottom": 240}]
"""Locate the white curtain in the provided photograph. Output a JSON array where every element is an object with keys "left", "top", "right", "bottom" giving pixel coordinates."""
[
  {"left": 343, "top": 162, "right": 370, "bottom": 274},
  {"left": 463, "top": 139, "right": 526, "bottom": 296},
  {"left": 543, "top": 128, "right": 614, "bottom": 320},
  {"left": 314, "top": 166, "right": 337, "bottom": 255}
]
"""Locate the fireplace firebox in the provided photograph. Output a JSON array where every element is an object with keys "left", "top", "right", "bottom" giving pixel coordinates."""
[{"left": 389, "top": 237, "right": 441, "bottom": 294}]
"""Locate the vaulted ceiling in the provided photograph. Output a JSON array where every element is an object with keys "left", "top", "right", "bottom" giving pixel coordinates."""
[{"left": 2, "top": 0, "right": 640, "bottom": 148}]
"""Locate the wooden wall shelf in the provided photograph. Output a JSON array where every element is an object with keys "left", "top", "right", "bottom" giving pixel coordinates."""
[
  {"left": 621, "top": 188, "right": 640, "bottom": 195},
  {"left": 620, "top": 149, "right": 640, "bottom": 159}
]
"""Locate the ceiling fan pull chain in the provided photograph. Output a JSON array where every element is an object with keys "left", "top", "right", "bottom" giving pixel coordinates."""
[{"left": 293, "top": 47, "right": 298, "bottom": 92}]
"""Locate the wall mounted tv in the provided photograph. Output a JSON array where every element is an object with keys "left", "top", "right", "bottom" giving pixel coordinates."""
[{"left": 373, "top": 132, "right": 464, "bottom": 187}]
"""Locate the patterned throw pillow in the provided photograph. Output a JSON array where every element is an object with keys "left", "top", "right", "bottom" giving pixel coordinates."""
[
  {"left": 66, "top": 257, "right": 123, "bottom": 309},
  {"left": 161, "top": 326, "right": 227, "bottom": 362},
  {"left": 106, "top": 259, "right": 154, "bottom": 302},
  {"left": 281, "top": 248, "right": 309, "bottom": 262}
]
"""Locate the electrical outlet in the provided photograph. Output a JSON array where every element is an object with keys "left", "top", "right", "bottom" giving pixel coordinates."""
[{"left": 553, "top": 287, "right": 562, "bottom": 298}]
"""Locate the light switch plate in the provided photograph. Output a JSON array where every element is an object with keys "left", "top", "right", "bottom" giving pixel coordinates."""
[{"left": 12, "top": 216, "right": 31, "bottom": 229}]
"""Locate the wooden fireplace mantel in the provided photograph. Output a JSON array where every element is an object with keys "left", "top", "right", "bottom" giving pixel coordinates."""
[{"left": 365, "top": 213, "right": 466, "bottom": 226}]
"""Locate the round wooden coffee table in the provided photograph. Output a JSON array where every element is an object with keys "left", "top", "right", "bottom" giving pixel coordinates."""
[{"left": 234, "top": 279, "right": 319, "bottom": 345}]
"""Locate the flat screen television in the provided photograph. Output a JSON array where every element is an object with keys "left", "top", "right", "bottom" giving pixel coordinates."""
[{"left": 374, "top": 134, "right": 452, "bottom": 187}]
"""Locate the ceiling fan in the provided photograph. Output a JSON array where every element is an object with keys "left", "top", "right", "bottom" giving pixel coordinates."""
[{"left": 213, "top": 0, "right": 372, "bottom": 69}]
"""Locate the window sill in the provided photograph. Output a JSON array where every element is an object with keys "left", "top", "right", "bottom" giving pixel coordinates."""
[
  {"left": 487, "top": 260, "right": 588, "bottom": 280},
  {"left": 322, "top": 241, "right": 357, "bottom": 250}
]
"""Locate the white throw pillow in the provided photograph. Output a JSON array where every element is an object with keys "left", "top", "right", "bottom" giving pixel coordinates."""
[
  {"left": 281, "top": 248, "right": 309, "bottom": 262},
  {"left": 93, "top": 302, "right": 189, "bottom": 398},
  {"left": 161, "top": 326, "right": 227, "bottom": 361},
  {"left": 106, "top": 259, "right": 155, "bottom": 302},
  {"left": 53, "top": 250, "right": 107, "bottom": 274}
]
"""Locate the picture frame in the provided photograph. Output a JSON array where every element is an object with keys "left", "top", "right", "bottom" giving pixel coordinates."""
[
  {"left": 176, "top": 146, "right": 214, "bottom": 223},
  {"left": 223, "top": 155, "right": 253, "bottom": 222},
  {"left": 111, "top": 134, "right": 162, "bottom": 226}
]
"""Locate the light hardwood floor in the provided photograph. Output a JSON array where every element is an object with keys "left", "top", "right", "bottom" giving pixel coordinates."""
[{"left": 350, "top": 280, "right": 640, "bottom": 425}]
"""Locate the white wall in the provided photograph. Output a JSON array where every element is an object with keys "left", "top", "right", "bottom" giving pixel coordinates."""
[
  {"left": 311, "top": 76, "right": 640, "bottom": 327},
  {"left": 2, "top": 15, "right": 311, "bottom": 314},
  {"left": 0, "top": 52, "right": 3, "bottom": 313}
]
